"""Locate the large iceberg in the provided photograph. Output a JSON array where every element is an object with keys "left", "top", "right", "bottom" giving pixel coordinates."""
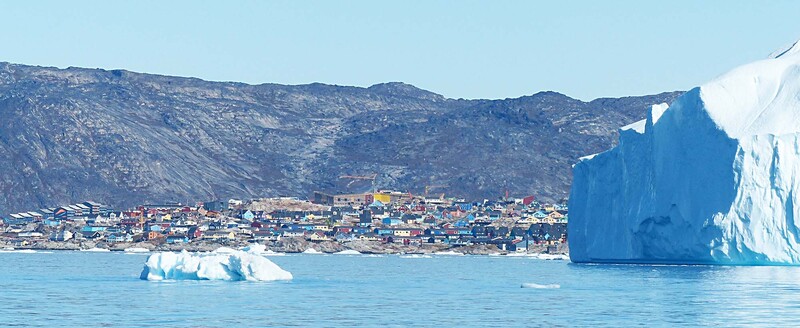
[
  {"left": 569, "top": 40, "right": 800, "bottom": 265},
  {"left": 140, "top": 250, "right": 293, "bottom": 281}
]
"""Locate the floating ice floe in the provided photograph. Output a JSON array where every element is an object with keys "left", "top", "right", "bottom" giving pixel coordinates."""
[
  {"left": 433, "top": 250, "right": 464, "bottom": 256},
  {"left": 140, "top": 250, "right": 293, "bottom": 281},
  {"left": 504, "top": 252, "right": 532, "bottom": 257},
  {"left": 521, "top": 283, "right": 561, "bottom": 289},
  {"left": 81, "top": 247, "right": 110, "bottom": 252},
  {"left": 123, "top": 247, "right": 150, "bottom": 253},
  {"left": 536, "top": 254, "right": 569, "bottom": 261},
  {"left": 238, "top": 244, "right": 286, "bottom": 256},
  {"left": 303, "top": 248, "right": 323, "bottom": 254},
  {"left": 400, "top": 254, "right": 432, "bottom": 259},
  {"left": 0, "top": 249, "right": 38, "bottom": 254},
  {"left": 334, "top": 250, "right": 362, "bottom": 255}
]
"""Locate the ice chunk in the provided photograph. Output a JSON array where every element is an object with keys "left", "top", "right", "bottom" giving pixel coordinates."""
[
  {"left": 535, "top": 254, "right": 569, "bottom": 261},
  {"left": 212, "top": 246, "right": 238, "bottom": 254},
  {"left": 333, "top": 250, "right": 361, "bottom": 255},
  {"left": 302, "top": 248, "right": 323, "bottom": 254},
  {"left": 521, "top": 283, "right": 560, "bottom": 289},
  {"left": 433, "top": 250, "right": 464, "bottom": 256},
  {"left": 240, "top": 244, "right": 267, "bottom": 254},
  {"left": 124, "top": 247, "right": 150, "bottom": 253},
  {"left": 80, "top": 247, "right": 110, "bottom": 252},
  {"left": 569, "top": 40, "right": 800, "bottom": 265},
  {"left": 140, "top": 250, "right": 293, "bottom": 281}
]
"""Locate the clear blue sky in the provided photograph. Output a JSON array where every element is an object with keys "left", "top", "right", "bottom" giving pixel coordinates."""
[{"left": 2, "top": 0, "right": 800, "bottom": 100}]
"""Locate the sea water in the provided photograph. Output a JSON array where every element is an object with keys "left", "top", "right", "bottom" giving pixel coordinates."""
[{"left": 1, "top": 251, "right": 800, "bottom": 327}]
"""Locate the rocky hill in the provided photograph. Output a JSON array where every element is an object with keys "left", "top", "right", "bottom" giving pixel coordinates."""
[{"left": 0, "top": 62, "right": 681, "bottom": 212}]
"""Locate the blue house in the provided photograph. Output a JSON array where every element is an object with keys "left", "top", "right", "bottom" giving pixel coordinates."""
[
  {"left": 241, "top": 210, "right": 255, "bottom": 220},
  {"left": 486, "top": 211, "right": 502, "bottom": 221},
  {"left": 456, "top": 202, "right": 473, "bottom": 211},
  {"left": 82, "top": 225, "right": 108, "bottom": 232},
  {"left": 106, "top": 233, "right": 132, "bottom": 243},
  {"left": 43, "top": 219, "right": 60, "bottom": 227},
  {"left": 382, "top": 217, "right": 402, "bottom": 226},
  {"left": 464, "top": 213, "right": 476, "bottom": 223},
  {"left": 374, "top": 228, "right": 394, "bottom": 236},
  {"left": 424, "top": 228, "right": 447, "bottom": 236}
]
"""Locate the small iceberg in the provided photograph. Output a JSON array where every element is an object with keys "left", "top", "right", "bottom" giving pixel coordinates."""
[
  {"left": 334, "top": 250, "right": 361, "bottom": 255},
  {"left": 240, "top": 244, "right": 267, "bottom": 253},
  {"left": 433, "top": 250, "right": 464, "bottom": 256},
  {"left": 303, "top": 248, "right": 323, "bottom": 254},
  {"left": 400, "top": 254, "right": 432, "bottom": 259},
  {"left": 505, "top": 252, "right": 530, "bottom": 257},
  {"left": 212, "top": 246, "right": 238, "bottom": 254},
  {"left": 521, "top": 283, "right": 561, "bottom": 289},
  {"left": 81, "top": 247, "right": 110, "bottom": 252},
  {"left": 0, "top": 249, "right": 37, "bottom": 254},
  {"left": 124, "top": 247, "right": 150, "bottom": 253},
  {"left": 140, "top": 250, "right": 293, "bottom": 281},
  {"left": 536, "top": 254, "right": 569, "bottom": 261},
  {"left": 239, "top": 244, "right": 285, "bottom": 256}
]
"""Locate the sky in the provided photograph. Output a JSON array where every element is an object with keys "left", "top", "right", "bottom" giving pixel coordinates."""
[{"left": 1, "top": 1, "right": 800, "bottom": 101}]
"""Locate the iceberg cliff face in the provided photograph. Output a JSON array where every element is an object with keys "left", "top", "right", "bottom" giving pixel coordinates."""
[{"left": 569, "top": 41, "right": 800, "bottom": 265}]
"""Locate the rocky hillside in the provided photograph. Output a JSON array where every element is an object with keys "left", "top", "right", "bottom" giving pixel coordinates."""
[{"left": 0, "top": 62, "right": 681, "bottom": 212}]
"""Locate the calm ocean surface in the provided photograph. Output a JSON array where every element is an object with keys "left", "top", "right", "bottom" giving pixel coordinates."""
[{"left": 2, "top": 251, "right": 800, "bottom": 327}]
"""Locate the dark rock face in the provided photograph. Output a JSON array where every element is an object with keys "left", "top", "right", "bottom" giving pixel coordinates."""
[{"left": 0, "top": 62, "right": 681, "bottom": 212}]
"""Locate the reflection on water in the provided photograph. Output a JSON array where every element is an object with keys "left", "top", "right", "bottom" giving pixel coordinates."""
[
  {"left": 1, "top": 252, "right": 799, "bottom": 327},
  {"left": 565, "top": 263, "right": 800, "bottom": 326}
]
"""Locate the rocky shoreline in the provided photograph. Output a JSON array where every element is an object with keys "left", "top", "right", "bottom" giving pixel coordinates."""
[{"left": 3, "top": 237, "right": 569, "bottom": 256}]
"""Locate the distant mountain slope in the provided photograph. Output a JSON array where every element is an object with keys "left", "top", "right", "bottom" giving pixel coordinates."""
[{"left": 0, "top": 62, "right": 682, "bottom": 212}]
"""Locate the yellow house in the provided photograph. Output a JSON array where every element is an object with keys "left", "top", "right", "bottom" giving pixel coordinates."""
[
  {"left": 313, "top": 224, "right": 332, "bottom": 232},
  {"left": 374, "top": 193, "right": 391, "bottom": 204},
  {"left": 203, "top": 231, "right": 235, "bottom": 241},
  {"left": 162, "top": 214, "right": 172, "bottom": 221},
  {"left": 394, "top": 229, "right": 411, "bottom": 237}
]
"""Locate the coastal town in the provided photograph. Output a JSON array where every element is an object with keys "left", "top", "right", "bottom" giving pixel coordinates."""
[{"left": 0, "top": 189, "right": 568, "bottom": 256}]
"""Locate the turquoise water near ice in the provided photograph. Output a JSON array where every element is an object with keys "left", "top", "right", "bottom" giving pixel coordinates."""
[{"left": 2, "top": 251, "right": 800, "bottom": 327}]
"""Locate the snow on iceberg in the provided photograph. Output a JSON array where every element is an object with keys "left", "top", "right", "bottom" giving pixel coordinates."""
[
  {"left": 140, "top": 250, "right": 293, "bottom": 281},
  {"left": 569, "top": 40, "right": 800, "bottom": 265}
]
